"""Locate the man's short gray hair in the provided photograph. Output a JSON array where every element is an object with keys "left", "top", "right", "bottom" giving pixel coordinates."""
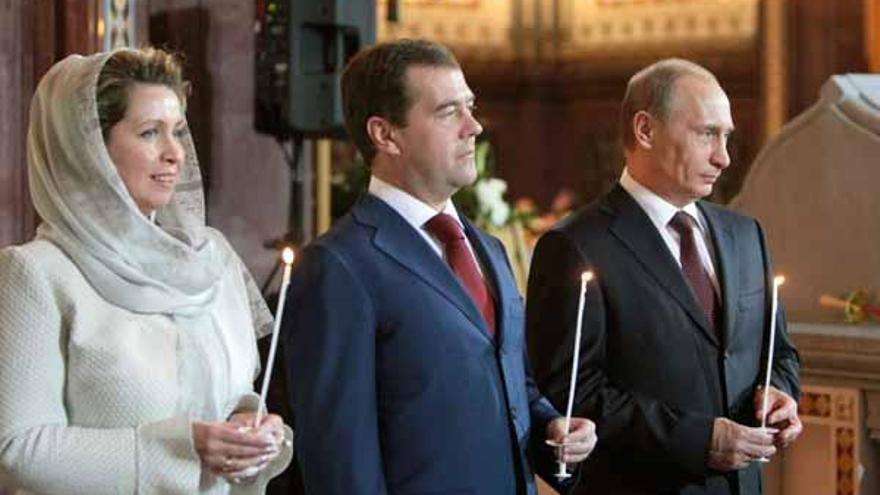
[{"left": 619, "top": 58, "right": 719, "bottom": 150}]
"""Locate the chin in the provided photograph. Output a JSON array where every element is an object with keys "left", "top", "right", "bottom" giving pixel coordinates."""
[
  {"left": 464, "top": 166, "right": 479, "bottom": 184},
  {"left": 140, "top": 197, "right": 173, "bottom": 214},
  {"left": 459, "top": 175, "right": 478, "bottom": 188},
  {"left": 692, "top": 184, "right": 714, "bottom": 198}
]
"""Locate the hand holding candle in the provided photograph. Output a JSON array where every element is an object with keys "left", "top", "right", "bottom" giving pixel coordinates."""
[
  {"left": 552, "top": 270, "right": 593, "bottom": 480},
  {"left": 756, "top": 275, "right": 785, "bottom": 462},
  {"left": 254, "top": 247, "right": 295, "bottom": 428}
]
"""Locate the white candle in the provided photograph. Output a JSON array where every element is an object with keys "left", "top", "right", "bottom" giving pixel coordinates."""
[
  {"left": 254, "top": 247, "right": 295, "bottom": 428},
  {"left": 760, "top": 275, "right": 786, "bottom": 430},
  {"left": 555, "top": 270, "right": 594, "bottom": 480}
]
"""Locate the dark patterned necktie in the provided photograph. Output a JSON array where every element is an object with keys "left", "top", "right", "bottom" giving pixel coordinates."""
[
  {"left": 669, "top": 211, "right": 719, "bottom": 334},
  {"left": 425, "top": 213, "right": 496, "bottom": 336}
]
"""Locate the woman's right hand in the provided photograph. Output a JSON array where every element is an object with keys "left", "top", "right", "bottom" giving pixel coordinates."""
[{"left": 192, "top": 420, "right": 280, "bottom": 479}]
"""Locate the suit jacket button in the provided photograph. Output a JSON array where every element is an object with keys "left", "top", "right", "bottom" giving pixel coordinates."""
[
  {"left": 724, "top": 351, "right": 731, "bottom": 359},
  {"left": 510, "top": 407, "right": 518, "bottom": 420}
]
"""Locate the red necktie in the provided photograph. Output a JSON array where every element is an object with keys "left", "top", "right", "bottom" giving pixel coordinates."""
[
  {"left": 425, "top": 213, "right": 496, "bottom": 336},
  {"left": 669, "top": 212, "right": 720, "bottom": 334}
]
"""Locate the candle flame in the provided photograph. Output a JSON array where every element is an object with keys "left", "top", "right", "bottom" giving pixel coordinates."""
[
  {"left": 581, "top": 271, "right": 594, "bottom": 283},
  {"left": 774, "top": 275, "right": 785, "bottom": 286},
  {"left": 282, "top": 247, "right": 295, "bottom": 265}
]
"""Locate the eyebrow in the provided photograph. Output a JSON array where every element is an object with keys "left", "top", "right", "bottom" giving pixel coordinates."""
[
  {"left": 702, "top": 124, "right": 736, "bottom": 134},
  {"left": 136, "top": 118, "right": 187, "bottom": 128},
  {"left": 433, "top": 95, "right": 476, "bottom": 113}
]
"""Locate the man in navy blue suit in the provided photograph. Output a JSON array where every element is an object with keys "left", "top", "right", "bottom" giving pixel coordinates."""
[{"left": 282, "top": 39, "right": 597, "bottom": 494}]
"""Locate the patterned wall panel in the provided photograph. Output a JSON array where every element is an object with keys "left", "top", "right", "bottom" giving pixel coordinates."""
[
  {"left": 562, "top": 0, "right": 758, "bottom": 58},
  {"left": 104, "top": 0, "right": 135, "bottom": 50},
  {"left": 786, "top": 386, "right": 863, "bottom": 495},
  {"left": 377, "top": 0, "right": 757, "bottom": 62},
  {"left": 378, "top": 0, "right": 514, "bottom": 61}
]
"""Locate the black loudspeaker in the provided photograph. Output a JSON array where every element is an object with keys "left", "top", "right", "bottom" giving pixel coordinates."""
[{"left": 255, "top": 0, "right": 375, "bottom": 138}]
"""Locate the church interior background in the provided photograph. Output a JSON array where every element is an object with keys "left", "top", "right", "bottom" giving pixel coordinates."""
[{"left": 2, "top": 1, "right": 880, "bottom": 493}]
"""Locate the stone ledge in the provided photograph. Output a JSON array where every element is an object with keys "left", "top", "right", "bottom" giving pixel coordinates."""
[{"left": 790, "top": 322, "right": 880, "bottom": 441}]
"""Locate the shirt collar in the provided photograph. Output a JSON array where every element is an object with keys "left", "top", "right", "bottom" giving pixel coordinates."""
[
  {"left": 619, "top": 167, "right": 704, "bottom": 232},
  {"left": 368, "top": 175, "right": 463, "bottom": 231}
]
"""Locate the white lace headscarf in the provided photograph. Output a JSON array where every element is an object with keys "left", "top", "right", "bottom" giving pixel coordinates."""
[{"left": 27, "top": 49, "right": 272, "bottom": 332}]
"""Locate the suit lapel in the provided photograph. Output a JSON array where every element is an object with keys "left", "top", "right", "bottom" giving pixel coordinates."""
[
  {"left": 463, "top": 219, "right": 514, "bottom": 346},
  {"left": 352, "top": 195, "right": 494, "bottom": 344},
  {"left": 698, "top": 202, "right": 738, "bottom": 349},
  {"left": 603, "top": 185, "right": 720, "bottom": 347}
]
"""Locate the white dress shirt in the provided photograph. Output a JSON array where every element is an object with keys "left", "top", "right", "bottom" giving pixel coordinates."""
[
  {"left": 368, "top": 175, "right": 484, "bottom": 275},
  {"left": 619, "top": 168, "right": 720, "bottom": 295}
]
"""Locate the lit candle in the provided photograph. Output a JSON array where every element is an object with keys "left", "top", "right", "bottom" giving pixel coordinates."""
[
  {"left": 756, "top": 275, "right": 785, "bottom": 462},
  {"left": 555, "top": 270, "right": 594, "bottom": 480},
  {"left": 254, "top": 247, "right": 295, "bottom": 428}
]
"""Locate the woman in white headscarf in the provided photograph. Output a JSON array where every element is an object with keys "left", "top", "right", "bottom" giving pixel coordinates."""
[{"left": 0, "top": 48, "right": 292, "bottom": 494}]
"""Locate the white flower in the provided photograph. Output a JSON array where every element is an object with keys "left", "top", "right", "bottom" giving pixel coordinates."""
[
  {"left": 489, "top": 201, "right": 510, "bottom": 227},
  {"left": 474, "top": 178, "right": 510, "bottom": 227}
]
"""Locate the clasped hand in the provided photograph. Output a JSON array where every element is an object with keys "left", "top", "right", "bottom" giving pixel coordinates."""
[
  {"left": 193, "top": 412, "right": 285, "bottom": 481},
  {"left": 545, "top": 417, "right": 598, "bottom": 464},
  {"left": 709, "top": 385, "right": 802, "bottom": 471},
  {"left": 754, "top": 385, "right": 803, "bottom": 449}
]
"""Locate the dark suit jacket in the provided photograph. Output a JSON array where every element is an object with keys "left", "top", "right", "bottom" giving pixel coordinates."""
[
  {"left": 526, "top": 185, "right": 800, "bottom": 495},
  {"left": 282, "top": 194, "right": 561, "bottom": 494}
]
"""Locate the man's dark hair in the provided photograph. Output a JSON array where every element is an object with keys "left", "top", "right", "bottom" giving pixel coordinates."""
[
  {"left": 619, "top": 58, "right": 717, "bottom": 150},
  {"left": 341, "top": 39, "right": 459, "bottom": 166}
]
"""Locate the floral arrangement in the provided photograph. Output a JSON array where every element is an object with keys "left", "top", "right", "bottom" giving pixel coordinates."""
[
  {"left": 453, "top": 141, "right": 510, "bottom": 228},
  {"left": 819, "top": 290, "right": 880, "bottom": 323},
  {"left": 454, "top": 141, "right": 564, "bottom": 291},
  {"left": 455, "top": 141, "right": 575, "bottom": 232}
]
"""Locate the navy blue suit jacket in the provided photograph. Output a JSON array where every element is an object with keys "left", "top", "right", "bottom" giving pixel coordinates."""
[{"left": 283, "top": 194, "right": 561, "bottom": 494}]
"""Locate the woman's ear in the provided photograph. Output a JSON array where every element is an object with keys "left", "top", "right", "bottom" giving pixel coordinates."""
[
  {"left": 633, "top": 110, "right": 655, "bottom": 149},
  {"left": 366, "top": 116, "right": 401, "bottom": 156}
]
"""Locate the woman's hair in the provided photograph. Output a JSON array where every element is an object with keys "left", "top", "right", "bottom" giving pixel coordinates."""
[{"left": 96, "top": 47, "right": 188, "bottom": 138}]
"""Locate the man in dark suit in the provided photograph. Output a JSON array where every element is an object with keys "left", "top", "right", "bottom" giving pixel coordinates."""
[
  {"left": 282, "top": 39, "right": 596, "bottom": 494},
  {"left": 526, "top": 58, "right": 802, "bottom": 494}
]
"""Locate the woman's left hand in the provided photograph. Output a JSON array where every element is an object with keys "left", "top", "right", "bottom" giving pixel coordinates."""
[{"left": 222, "top": 413, "right": 286, "bottom": 480}]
